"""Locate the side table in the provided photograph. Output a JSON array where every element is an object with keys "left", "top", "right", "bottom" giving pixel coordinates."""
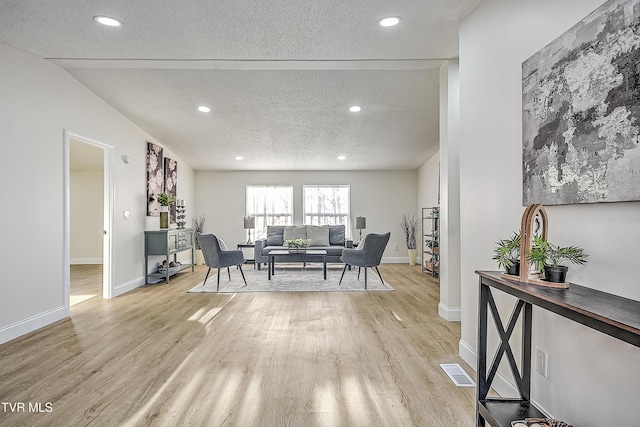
[{"left": 236, "top": 243, "right": 256, "bottom": 267}]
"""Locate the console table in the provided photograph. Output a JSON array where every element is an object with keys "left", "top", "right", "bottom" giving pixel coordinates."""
[
  {"left": 476, "top": 270, "right": 640, "bottom": 427},
  {"left": 145, "top": 229, "right": 194, "bottom": 284}
]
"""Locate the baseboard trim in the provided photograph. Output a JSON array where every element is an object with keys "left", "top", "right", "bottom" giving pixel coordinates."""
[
  {"left": 113, "top": 276, "right": 145, "bottom": 297},
  {"left": 70, "top": 258, "right": 103, "bottom": 265},
  {"left": 459, "top": 338, "right": 476, "bottom": 369},
  {"left": 438, "top": 302, "right": 461, "bottom": 321},
  {"left": 381, "top": 256, "right": 408, "bottom": 264},
  {"left": 459, "top": 338, "right": 518, "bottom": 398},
  {"left": 0, "top": 306, "right": 67, "bottom": 345}
]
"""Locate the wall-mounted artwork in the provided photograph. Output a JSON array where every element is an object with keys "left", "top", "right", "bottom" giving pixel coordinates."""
[
  {"left": 522, "top": 0, "right": 640, "bottom": 205},
  {"left": 146, "top": 142, "right": 163, "bottom": 216},
  {"left": 164, "top": 157, "right": 177, "bottom": 223}
]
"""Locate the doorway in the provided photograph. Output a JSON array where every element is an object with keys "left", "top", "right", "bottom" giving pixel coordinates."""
[{"left": 63, "top": 131, "right": 114, "bottom": 314}]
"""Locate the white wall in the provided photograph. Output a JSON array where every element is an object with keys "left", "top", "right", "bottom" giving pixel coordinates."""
[
  {"left": 417, "top": 152, "right": 439, "bottom": 209},
  {"left": 459, "top": 1, "right": 640, "bottom": 425},
  {"left": 417, "top": 152, "right": 440, "bottom": 266},
  {"left": 70, "top": 169, "right": 103, "bottom": 263},
  {"left": 0, "top": 42, "right": 194, "bottom": 344},
  {"left": 438, "top": 61, "right": 462, "bottom": 321},
  {"left": 195, "top": 170, "right": 417, "bottom": 262}
]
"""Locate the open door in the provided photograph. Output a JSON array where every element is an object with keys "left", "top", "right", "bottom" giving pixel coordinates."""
[{"left": 63, "top": 131, "right": 114, "bottom": 315}]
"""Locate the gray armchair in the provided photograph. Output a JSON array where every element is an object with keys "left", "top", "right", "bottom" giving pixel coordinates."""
[
  {"left": 196, "top": 233, "right": 247, "bottom": 291},
  {"left": 339, "top": 232, "right": 390, "bottom": 289}
]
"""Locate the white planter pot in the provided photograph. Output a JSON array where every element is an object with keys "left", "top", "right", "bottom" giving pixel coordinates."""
[{"left": 408, "top": 249, "right": 418, "bottom": 266}]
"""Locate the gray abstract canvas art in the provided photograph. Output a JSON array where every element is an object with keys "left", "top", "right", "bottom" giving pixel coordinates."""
[{"left": 522, "top": 0, "right": 640, "bottom": 205}]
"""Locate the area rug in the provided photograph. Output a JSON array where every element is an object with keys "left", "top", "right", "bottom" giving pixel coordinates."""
[{"left": 187, "top": 265, "right": 395, "bottom": 293}]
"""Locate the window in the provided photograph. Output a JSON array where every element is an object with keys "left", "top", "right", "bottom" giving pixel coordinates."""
[
  {"left": 246, "top": 185, "right": 293, "bottom": 239},
  {"left": 303, "top": 185, "right": 351, "bottom": 235}
]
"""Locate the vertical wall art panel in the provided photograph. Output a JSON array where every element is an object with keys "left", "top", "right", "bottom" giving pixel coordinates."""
[
  {"left": 522, "top": 0, "right": 640, "bottom": 205},
  {"left": 146, "top": 142, "right": 163, "bottom": 216},
  {"left": 164, "top": 157, "right": 177, "bottom": 223}
]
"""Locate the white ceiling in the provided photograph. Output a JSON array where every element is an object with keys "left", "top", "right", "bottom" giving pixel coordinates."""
[{"left": 0, "top": 0, "right": 481, "bottom": 170}]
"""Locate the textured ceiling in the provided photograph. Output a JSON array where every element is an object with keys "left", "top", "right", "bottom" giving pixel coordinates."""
[{"left": 0, "top": 0, "right": 481, "bottom": 170}]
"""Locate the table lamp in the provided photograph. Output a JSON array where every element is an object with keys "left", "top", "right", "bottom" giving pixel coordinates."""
[
  {"left": 355, "top": 216, "right": 366, "bottom": 242},
  {"left": 244, "top": 216, "right": 255, "bottom": 244}
]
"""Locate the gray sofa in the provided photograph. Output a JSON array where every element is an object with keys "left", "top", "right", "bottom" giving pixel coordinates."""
[{"left": 254, "top": 225, "right": 353, "bottom": 269}]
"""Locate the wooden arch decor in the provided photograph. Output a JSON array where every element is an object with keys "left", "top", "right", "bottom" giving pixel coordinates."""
[
  {"left": 519, "top": 204, "right": 548, "bottom": 283},
  {"left": 507, "top": 204, "right": 568, "bottom": 288}
]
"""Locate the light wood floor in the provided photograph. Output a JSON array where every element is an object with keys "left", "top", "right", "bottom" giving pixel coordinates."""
[
  {"left": 69, "top": 264, "right": 103, "bottom": 305},
  {"left": 0, "top": 264, "right": 476, "bottom": 426}
]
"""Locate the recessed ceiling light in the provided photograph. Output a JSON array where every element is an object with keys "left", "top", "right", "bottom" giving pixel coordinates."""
[
  {"left": 93, "top": 16, "right": 123, "bottom": 27},
  {"left": 349, "top": 105, "right": 362, "bottom": 113},
  {"left": 235, "top": 156, "right": 244, "bottom": 160},
  {"left": 337, "top": 155, "right": 346, "bottom": 160},
  {"left": 197, "top": 105, "right": 211, "bottom": 113},
  {"left": 378, "top": 17, "right": 401, "bottom": 27}
]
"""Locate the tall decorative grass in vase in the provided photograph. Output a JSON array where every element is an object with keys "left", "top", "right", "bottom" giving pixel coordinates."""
[{"left": 401, "top": 213, "right": 420, "bottom": 265}]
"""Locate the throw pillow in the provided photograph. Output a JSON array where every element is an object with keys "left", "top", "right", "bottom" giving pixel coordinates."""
[
  {"left": 283, "top": 226, "right": 307, "bottom": 243},
  {"left": 328, "top": 225, "right": 346, "bottom": 245},
  {"left": 357, "top": 234, "right": 367, "bottom": 250},
  {"left": 266, "top": 226, "right": 285, "bottom": 246},
  {"left": 306, "top": 225, "right": 330, "bottom": 246},
  {"left": 217, "top": 237, "right": 228, "bottom": 251}
]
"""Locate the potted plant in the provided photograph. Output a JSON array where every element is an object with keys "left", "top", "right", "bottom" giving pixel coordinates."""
[
  {"left": 492, "top": 231, "right": 521, "bottom": 276},
  {"left": 527, "top": 236, "right": 588, "bottom": 283},
  {"left": 192, "top": 214, "right": 206, "bottom": 265},
  {"left": 157, "top": 192, "right": 175, "bottom": 229},
  {"left": 285, "top": 238, "right": 310, "bottom": 254},
  {"left": 157, "top": 192, "right": 175, "bottom": 207},
  {"left": 401, "top": 213, "right": 420, "bottom": 266}
]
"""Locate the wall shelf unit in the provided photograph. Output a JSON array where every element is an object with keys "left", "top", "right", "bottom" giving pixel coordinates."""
[{"left": 422, "top": 207, "right": 439, "bottom": 277}]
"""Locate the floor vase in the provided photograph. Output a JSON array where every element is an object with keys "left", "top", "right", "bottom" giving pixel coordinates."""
[{"left": 408, "top": 249, "right": 417, "bottom": 266}]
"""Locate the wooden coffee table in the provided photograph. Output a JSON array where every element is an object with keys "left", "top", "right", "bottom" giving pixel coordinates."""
[{"left": 267, "top": 249, "right": 328, "bottom": 280}]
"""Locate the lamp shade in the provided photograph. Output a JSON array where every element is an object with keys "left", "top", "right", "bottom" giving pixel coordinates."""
[
  {"left": 355, "top": 216, "right": 366, "bottom": 230},
  {"left": 244, "top": 216, "right": 255, "bottom": 229}
]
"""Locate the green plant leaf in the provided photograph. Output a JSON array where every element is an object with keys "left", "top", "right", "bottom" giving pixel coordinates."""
[
  {"left": 157, "top": 192, "right": 176, "bottom": 206},
  {"left": 526, "top": 235, "right": 588, "bottom": 268},
  {"left": 492, "top": 231, "right": 521, "bottom": 269}
]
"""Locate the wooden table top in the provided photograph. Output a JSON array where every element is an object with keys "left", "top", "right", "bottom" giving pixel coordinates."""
[{"left": 477, "top": 270, "right": 640, "bottom": 347}]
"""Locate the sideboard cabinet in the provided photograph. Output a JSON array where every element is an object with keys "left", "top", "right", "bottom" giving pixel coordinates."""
[{"left": 144, "top": 229, "right": 194, "bottom": 284}]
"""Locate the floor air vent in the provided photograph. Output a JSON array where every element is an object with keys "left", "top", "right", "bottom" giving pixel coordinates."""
[{"left": 440, "top": 363, "right": 476, "bottom": 387}]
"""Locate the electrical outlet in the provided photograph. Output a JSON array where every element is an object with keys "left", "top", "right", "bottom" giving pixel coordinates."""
[
  {"left": 536, "top": 347, "right": 548, "bottom": 378},
  {"left": 394, "top": 243, "right": 398, "bottom": 250}
]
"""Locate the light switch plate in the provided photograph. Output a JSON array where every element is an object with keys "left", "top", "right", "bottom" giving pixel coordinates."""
[
  {"left": 536, "top": 347, "right": 548, "bottom": 378},
  {"left": 123, "top": 210, "right": 130, "bottom": 220}
]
